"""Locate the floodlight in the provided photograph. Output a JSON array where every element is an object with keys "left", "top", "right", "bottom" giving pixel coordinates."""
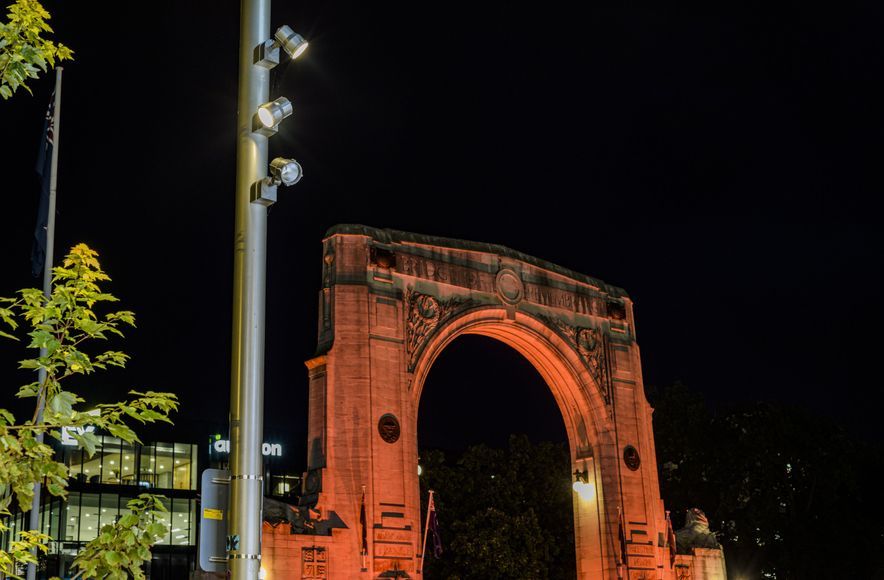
[
  {"left": 572, "top": 468, "right": 595, "bottom": 501},
  {"left": 257, "top": 97, "right": 293, "bottom": 129},
  {"left": 252, "top": 158, "right": 303, "bottom": 206},
  {"left": 269, "top": 157, "right": 303, "bottom": 186},
  {"left": 572, "top": 481, "right": 596, "bottom": 501},
  {"left": 275, "top": 25, "right": 308, "bottom": 60}
]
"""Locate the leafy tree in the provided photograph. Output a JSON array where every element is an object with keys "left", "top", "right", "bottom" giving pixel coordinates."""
[
  {"left": 0, "top": 0, "right": 72, "bottom": 99},
  {"left": 0, "top": 244, "right": 178, "bottom": 578},
  {"left": 651, "top": 382, "right": 884, "bottom": 579},
  {"left": 72, "top": 494, "right": 169, "bottom": 580},
  {"left": 419, "top": 435, "right": 576, "bottom": 580}
]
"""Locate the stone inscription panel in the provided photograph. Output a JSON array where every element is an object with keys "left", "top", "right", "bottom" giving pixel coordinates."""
[
  {"left": 626, "top": 543, "right": 655, "bottom": 557},
  {"left": 375, "top": 529, "right": 412, "bottom": 543},
  {"left": 523, "top": 282, "right": 603, "bottom": 317},
  {"left": 396, "top": 253, "right": 608, "bottom": 317},
  {"left": 374, "top": 543, "right": 413, "bottom": 558},
  {"left": 374, "top": 558, "right": 414, "bottom": 573},
  {"left": 301, "top": 547, "right": 328, "bottom": 579},
  {"left": 627, "top": 555, "right": 656, "bottom": 569},
  {"left": 396, "top": 254, "right": 494, "bottom": 292}
]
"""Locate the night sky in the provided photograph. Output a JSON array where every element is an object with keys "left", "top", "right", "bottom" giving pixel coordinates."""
[{"left": 1, "top": 1, "right": 883, "bottom": 472}]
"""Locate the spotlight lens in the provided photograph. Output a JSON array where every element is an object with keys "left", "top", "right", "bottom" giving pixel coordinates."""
[
  {"left": 269, "top": 157, "right": 303, "bottom": 186},
  {"left": 291, "top": 41, "right": 308, "bottom": 60},
  {"left": 276, "top": 26, "right": 308, "bottom": 60},
  {"left": 257, "top": 107, "right": 276, "bottom": 128},
  {"left": 279, "top": 161, "right": 301, "bottom": 184}
]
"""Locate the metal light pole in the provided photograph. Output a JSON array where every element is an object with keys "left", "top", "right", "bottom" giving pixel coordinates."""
[
  {"left": 228, "top": 4, "right": 306, "bottom": 577},
  {"left": 228, "top": 0, "right": 271, "bottom": 578}
]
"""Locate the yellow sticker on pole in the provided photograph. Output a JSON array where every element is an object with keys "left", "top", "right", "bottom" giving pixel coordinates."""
[{"left": 203, "top": 508, "right": 224, "bottom": 520}]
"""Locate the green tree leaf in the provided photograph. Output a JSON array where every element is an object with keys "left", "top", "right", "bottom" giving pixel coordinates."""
[{"left": 1, "top": 245, "right": 177, "bottom": 574}]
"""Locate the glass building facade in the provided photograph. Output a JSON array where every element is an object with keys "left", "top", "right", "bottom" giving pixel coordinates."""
[
  {"left": 2, "top": 430, "right": 302, "bottom": 578},
  {"left": 1, "top": 435, "right": 199, "bottom": 579}
]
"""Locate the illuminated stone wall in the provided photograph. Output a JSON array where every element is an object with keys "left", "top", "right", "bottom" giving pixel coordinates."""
[
  {"left": 674, "top": 550, "right": 728, "bottom": 580},
  {"left": 262, "top": 225, "right": 724, "bottom": 579}
]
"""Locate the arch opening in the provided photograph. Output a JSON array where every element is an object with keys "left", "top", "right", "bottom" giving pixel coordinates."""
[
  {"left": 416, "top": 333, "right": 577, "bottom": 578},
  {"left": 407, "top": 309, "right": 611, "bottom": 578},
  {"left": 417, "top": 334, "right": 568, "bottom": 451}
]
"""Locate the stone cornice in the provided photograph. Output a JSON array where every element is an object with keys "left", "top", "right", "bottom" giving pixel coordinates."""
[{"left": 323, "top": 223, "right": 628, "bottom": 299}]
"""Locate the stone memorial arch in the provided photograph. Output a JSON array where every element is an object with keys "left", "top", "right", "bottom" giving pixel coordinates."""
[{"left": 263, "top": 225, "right": 703, "bottom": 579}]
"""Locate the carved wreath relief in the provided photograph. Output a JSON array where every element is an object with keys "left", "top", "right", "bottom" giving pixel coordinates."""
[
  {"left": 539, "top": 315, "right": 610, "bottom": 403},
  {"left": 405, "top": 289, "right": 474, "bottom": 371}
]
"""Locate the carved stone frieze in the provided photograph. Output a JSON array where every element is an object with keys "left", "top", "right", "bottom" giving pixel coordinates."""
[
  {"left": 405, "top": 289, "right": 475, "bottom": 371},
  {"left": 539, "top": 315, "right": 610, "bottom": 404},
  {"left": 396, "top": 253, "right": 492, "bottom": 293}
]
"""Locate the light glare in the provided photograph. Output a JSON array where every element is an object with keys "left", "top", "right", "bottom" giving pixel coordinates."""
[
  {"left": 572, "top": 481, "right": 596, "bottom": 501},
  {"left": 257, "top": 107, "right": 275, "bottom": 128},
  {"left": 256, "top": 97, "right": 293, "bottom": 129},
  {"left": 275, "top": 25, "right": 308, "bottom": 60},
  {"left": 292, "top": 42, "right": 308, "bottom": 59}
]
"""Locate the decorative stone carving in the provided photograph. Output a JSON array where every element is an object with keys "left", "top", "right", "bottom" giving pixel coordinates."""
[
  {"left": 378, "top": 413, "right": 401, "bottom": 443},
  {"left": 675, "top": 508, "right": 721, "bottom": 554},
  {"left": 405, "top": 289, "right": 475, "bottom": 371},
  {"left": 370, "top": 246, "right": 396, "bottom": 269},
  {"left": 539, "top": 315, "right": 610, "bottom": 403},
  {"left": 396, "top": 253, "right": 488, "bottom": 292},
  {"left": 302, "top": 546, "right": 328, "bottom": 579},
  {"left": 623, "top": 445, "right": 641, "bottom": 471},
  {"left": 495, "top": 268, "right": 524, "bottom": 305},
  {"left": 606, "top": 299, "right": 627, "bottom": 320},
  {"left": 321, "top": 244, "right": 335, "bottom": 331}
]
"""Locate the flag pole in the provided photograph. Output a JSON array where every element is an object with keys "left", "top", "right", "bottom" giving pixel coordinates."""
[
  {"left": 361, "top": 485, "right": 367, "bottom": 572},
  {"left": 419, "top": 489, "right": 434, "bottom": 575},
  {"left": 617, "top": 504, "right": 626, "bottom": 579},
  {"left": 26, "top": 65, "right": 62, "bottom": 580}
]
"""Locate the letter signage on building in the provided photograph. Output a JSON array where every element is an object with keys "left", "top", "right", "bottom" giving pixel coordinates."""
[{"left": 211, "top": 438, "right": 282, "bottom": 457}]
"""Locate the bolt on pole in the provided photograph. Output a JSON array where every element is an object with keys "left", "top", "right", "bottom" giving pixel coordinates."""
[{"left": 229, "top": 0, "right": 270, "bottom": 577}]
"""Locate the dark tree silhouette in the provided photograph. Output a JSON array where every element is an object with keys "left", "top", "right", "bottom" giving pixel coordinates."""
[
  {"left": 650, "top": 382, "right": 884, "bottom": 579},
  {"left": 418, "top": 435, "right": 576, "bottom": 580}
]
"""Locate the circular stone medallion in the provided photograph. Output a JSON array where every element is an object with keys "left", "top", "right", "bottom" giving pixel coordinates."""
[
  {"left": 495, "top": 269, "right": 524, "bottom": 305},
  {"left": 623, "top": 445, "right": 641, "bottom": 471},
  {"left": 378, "top": 413, "right": 401, "bottom": 444}
]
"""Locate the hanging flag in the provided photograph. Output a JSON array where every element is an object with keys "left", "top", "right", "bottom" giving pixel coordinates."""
[
  {"left": 666, "top": 510, "right": 677, "bottom": 567},
  {"left": 618, "top": 506, "right": 628, "bottom": 566},
  {"left": 428, "top": 494, "right": 443, "bottom": 558},
  {"left": 31, "top": 91, "right": 56, "bottom": 277},
  {"left": 359, "top": 487, "right": 368, "bottom": 556}
]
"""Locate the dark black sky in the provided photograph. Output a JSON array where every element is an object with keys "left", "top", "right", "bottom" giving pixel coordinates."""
[{"left": 2, "top": 1, "right": 883, "bottom": 470}]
